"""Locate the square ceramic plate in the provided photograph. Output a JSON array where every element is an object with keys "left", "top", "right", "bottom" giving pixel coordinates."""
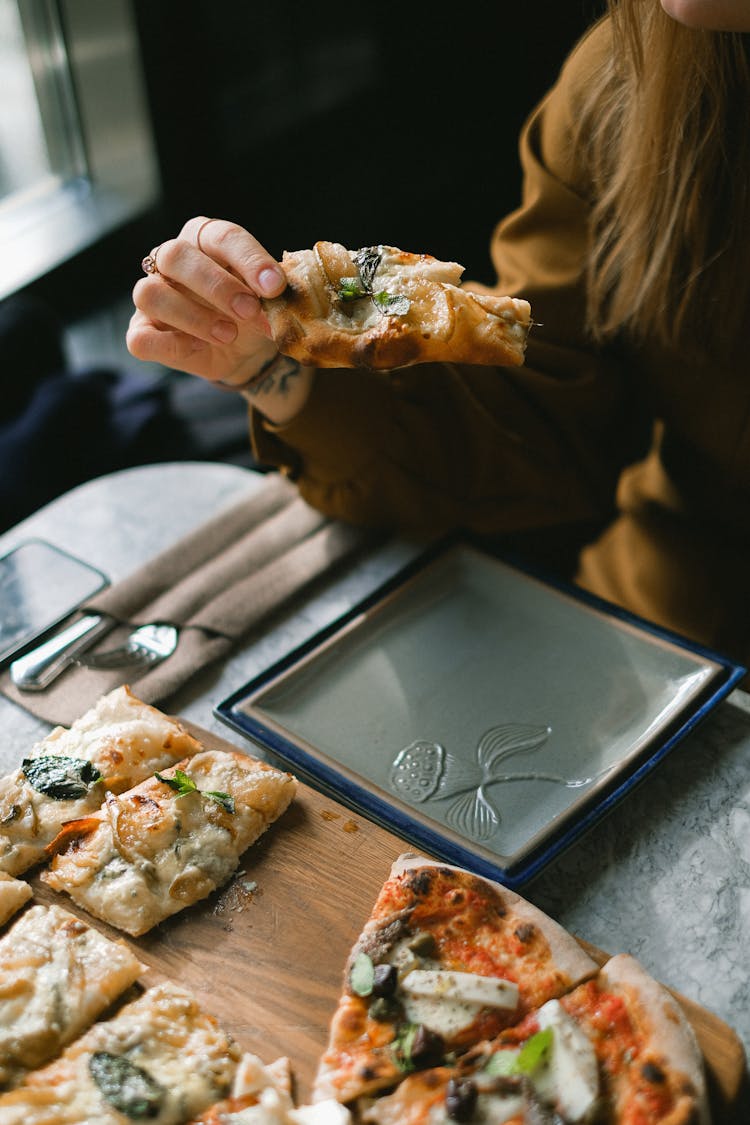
[{"left": 216, "top": 539, "right": 745, "bottom": 887}]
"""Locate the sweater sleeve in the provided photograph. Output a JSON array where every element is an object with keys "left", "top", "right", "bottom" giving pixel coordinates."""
[{"left": 250, "top": 20, "right": 648, "bottom": 539}]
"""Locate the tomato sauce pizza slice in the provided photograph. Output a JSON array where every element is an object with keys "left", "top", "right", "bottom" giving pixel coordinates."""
[
  {"left": 313, "top": 854, "right": 598, "bottom": 1106},
  {"left": 360, "top": 953, "right": 709, "bottom": 1124}
]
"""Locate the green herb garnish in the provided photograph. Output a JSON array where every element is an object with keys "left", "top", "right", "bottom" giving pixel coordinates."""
[
  {"left": 336, "top": 245, "right": 411, "bottom": 318},
  {"left": 350, "top": 951, "right": 375, "bottom": 997},
  {"left": 484, "top": 1027, "right": 554, "bottom": 1078},
  {"left": 155, "top": 768, "right": 197, "bottom": 797},
  {"left": 338, "top": 276, "right": 367, "bottom": 301},
  {"left": 372, "top": 291, "right": 411, "bottom": 316},
  {"left": 88, "top": 1051, "right": 165, "bottom": 1118},
  {"left": 21, "top": 756, "right": 102, "bottom": 801},
  {"left": 155, "top": 769, "right": 235, "bottom": 814},
  {"left": 391, "top": 1022, "right": 420, "bottom": 1073}
]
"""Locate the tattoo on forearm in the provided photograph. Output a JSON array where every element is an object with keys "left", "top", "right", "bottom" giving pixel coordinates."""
[{"left": 245, "top": 355, "right": 302, "bottom": 398}]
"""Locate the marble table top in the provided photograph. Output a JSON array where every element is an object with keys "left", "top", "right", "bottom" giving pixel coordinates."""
[{"left": 1, "top": 462, "right": 749, "bottom": 1063}]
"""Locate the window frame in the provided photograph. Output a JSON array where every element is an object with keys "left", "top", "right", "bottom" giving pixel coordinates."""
[{"left": 0, "top": 0, "right": 160, "bottom": 301}]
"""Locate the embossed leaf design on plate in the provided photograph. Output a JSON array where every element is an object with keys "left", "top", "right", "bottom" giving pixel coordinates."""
[
  {"left": 439, "top": 723, "right": 551, "bottom": 840},
  {"left": 389, "top": 722, "right": 607, "bottom": 843}
]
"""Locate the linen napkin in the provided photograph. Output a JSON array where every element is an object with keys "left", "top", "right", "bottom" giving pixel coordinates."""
[{"left": 1, "top": 473, "right": 376, "bottom": 726}]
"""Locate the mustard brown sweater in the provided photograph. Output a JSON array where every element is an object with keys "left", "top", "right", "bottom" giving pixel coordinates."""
[{"left": 251, "top": 19, "right": 750, "bottom": 671}]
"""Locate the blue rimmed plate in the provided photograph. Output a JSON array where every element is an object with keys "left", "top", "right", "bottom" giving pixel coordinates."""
[{"left": 215, "top": 539, "right": 745, "bottom": 888}]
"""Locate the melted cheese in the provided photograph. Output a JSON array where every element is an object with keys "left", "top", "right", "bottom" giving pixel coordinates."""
[
  {"left": 0, "top": 983, "right": 240, "bottom": 1123},
  {"left": 42, "top": 749, "right": 296, "bottom": 936},
  {"left": 0, "top": 904, "right": 142, "bottom": 1088},
  {"left": 534, "top": 999, "right": 599, "bottom": 1122},
  {"left": 0, "top": 686, "right": 202, "bottom": 876},
  {"left": 384, "top": 938, "right": 519, "bottom": 1039}
]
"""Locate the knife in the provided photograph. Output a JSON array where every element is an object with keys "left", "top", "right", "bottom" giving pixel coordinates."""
[{"left": 9, "top": 614, "right": 114, "bottom": 691}]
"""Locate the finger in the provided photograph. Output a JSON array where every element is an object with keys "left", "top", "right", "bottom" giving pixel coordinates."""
[
  {"left": 133, "top": 274, "right": 259, "bottom": 346},
  {"left": 127, "top": 309, "right": 208, "bottom": 368},
  {"left": 145, "top": 239, "right": 270, "bottom": 330},
  {"left": 179, "top": 216, "right": 287, "bottom": 297}
]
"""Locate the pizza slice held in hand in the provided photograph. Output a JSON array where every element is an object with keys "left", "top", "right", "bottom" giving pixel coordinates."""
[{"left": 262, "top": 242, "right": 531, "bottom": 371}]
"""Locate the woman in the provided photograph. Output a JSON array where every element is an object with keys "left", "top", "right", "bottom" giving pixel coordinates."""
[{"left": 128, "top": 0, "right": 750, "bottom": 667}]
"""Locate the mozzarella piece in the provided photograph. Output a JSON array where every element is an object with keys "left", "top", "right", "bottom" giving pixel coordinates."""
[
  {"left": 219, "top": 1092, "right": 351, "bottom": 1125},
  {"left": 397, "top": 969, "right": 519, "bottom": 1039},
  {"left": 534, "top": 999, "right": 599, "bottom": 1122},
  {"left": 401, "top": 969, "right": 519, "bottom": 1009},
  {"left": 472, "top": 1093, "right": 526, "bottom": 1124},
  {"left": 291, "top": 1101, "right": 352, "bottom": 1124}
]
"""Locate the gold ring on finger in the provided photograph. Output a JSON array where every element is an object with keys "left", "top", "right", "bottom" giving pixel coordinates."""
[
  {"left": 141, "top": 245, "right": 161, "bottom": 276},
  {"left": 196, "top": 218, "right": 218, "bottom": 253}
]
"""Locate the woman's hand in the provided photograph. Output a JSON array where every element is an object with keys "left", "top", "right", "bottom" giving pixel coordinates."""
[
  {"left": 127, "top": 217, "right": 315, "bottom": 423},
  {"left": 127, "top": 216, "right": 286, "bottom": 386}
]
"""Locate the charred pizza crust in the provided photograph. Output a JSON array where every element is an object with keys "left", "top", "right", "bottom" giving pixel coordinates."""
[
  {"left": 262, "top": 242, "right": 531, "bottom": 370},
  {"left": 593, "top": 954, "right": 710, "bottom": 1124},
  {"left": 313, "top": 854, "right": 598, "bottom": 1104},
  {"left": 315, "top": 855, "right": 709, "bottom": 1124}
]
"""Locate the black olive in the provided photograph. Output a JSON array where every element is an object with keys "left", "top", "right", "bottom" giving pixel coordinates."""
[
  {"left": 369, "top": 996, "right": 401, "bottom": 1022},
  {"left": 641, "top": 1061, "right": 666, "bottom": 1084},
  {"left": 408, "top": 930, "right": 437, "bottom": 957},
  {"left": 445, "top": 1077, "right": 478, "bottom": 1122},
  {"left": 410, "top": 1025, "right": 445, "bottom": 1069},
  {"left": 372, "top": 963, "right": 398, "bottom": 996}
]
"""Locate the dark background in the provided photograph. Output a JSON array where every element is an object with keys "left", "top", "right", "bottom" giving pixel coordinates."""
[
  {"left": 31, "top": 1, "right": 603, "bottom": 316},
  {"left": 3, "top": 2, "right": 603, "bottom": 530},
  {"left": 133, "top": 1, "right": 602, "bottom": 283}
]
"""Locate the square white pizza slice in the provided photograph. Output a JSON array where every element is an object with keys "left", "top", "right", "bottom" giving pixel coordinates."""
[
  {"left": 0, "top": 686, "right": 202, "bottom": 876},
  {"left": 42, "top": 748, "right": 297, "bottom": 935},
  {"left": 0, "top": 902, "right": 142, "bottom": 1089},
  {"left": 0, "top": 982, "right": 240, "bottom": 1124}
]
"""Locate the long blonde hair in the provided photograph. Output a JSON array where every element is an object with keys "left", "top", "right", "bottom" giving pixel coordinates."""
[{"left": 581, "top": 0, "right": 750, "bottom": 356}]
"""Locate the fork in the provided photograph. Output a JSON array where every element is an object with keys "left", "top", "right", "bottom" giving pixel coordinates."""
[{"left": 78, "top": 623, "right": 179, "bottom": 670}]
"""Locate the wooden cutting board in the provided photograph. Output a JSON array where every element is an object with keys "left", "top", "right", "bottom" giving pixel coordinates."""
[{"left": 30, "top": 723, "right": 748, "bottom": 1119}]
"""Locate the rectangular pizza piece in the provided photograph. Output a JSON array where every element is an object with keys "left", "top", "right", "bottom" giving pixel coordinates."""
[
  {"left": 42, "top": 747, "right": 297, "bottom": 935},
  {"left": 0, "top": 685, "right": 203, "bottom": 876},
  {"left": 0, "top": 982, "right": 241, "bottom": 1124},
  {"left": 0, "top": 902, "right": 143, "bottom": 1089}
]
